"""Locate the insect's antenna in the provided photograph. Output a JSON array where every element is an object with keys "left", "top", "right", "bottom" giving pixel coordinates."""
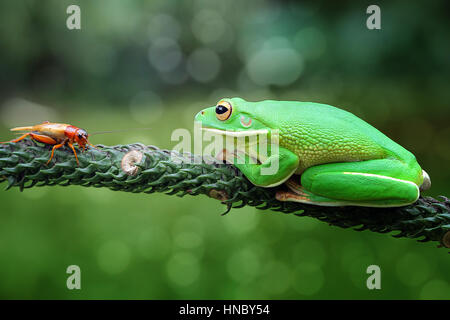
[
  {"left": 88, "top": 142, "right": 99, "bottom": 150},
  {"left": 88, "top": 128, "right": 152, "bottom": 136}
]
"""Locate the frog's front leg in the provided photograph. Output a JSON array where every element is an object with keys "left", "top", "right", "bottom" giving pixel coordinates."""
[
  {"left": 276, "top": 158, "right": 422, "bottom": 207},
  {"left": 233, "top": 147, "right": 299, "bottom": 187}
]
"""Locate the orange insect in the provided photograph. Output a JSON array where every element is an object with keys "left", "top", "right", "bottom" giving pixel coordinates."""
[{"left": 1, "top": 121, "right": 95, "bottom": 165}]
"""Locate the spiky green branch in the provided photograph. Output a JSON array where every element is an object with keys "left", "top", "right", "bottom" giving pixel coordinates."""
[{"left": 1, "top": 140, "right": 449, "bottom": 249}]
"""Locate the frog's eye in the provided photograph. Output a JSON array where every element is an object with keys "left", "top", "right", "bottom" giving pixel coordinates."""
[{"left": 215, "top": 101, "right": 232, "bottom": 121}]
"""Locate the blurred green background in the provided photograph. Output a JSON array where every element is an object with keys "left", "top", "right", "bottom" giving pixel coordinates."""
[{"left": 0, "top": 0, "right": 449, "bottom": 299}]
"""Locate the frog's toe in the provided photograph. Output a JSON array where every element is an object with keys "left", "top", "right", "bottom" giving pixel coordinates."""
[
  {"left": 276, "top": 189, "right": 348, "bottom": 206},
  {"left": 276, "top": 190, "right": 311, "bottom": 203},
  {"left": 215, "top": 148, "right": 234, "bottom": 164},
  {"left": 284, "top": 178, "right": 309, "bottom": 196},
  {"left": 277, "top": 180, "right": 350, "bottom": 206}
]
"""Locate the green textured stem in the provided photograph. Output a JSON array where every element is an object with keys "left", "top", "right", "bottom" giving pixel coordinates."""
[{"left": 1, "top": 140, "right": 449, "bottom": 249}]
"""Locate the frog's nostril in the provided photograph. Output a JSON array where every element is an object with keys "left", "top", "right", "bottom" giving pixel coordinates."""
[{"left": 201, "top": 111, "right": 205, "bottom": 115}]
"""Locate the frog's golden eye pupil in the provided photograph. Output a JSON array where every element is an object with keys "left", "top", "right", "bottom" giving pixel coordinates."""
[
  {"left": 215, "top": 101, "right": 232, "bottom": 121},
  {"left": 216, "top": 105, "right": 227, "bottom": 114}
]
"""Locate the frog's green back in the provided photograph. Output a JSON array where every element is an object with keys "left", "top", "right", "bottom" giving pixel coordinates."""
[{"left": 233, "top": 98, "right": 419, "bottom": 172}]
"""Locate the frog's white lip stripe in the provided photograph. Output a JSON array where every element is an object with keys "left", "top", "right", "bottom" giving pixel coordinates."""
[{"left": 201, "top": 127, "right": 269, "bottom": 137}]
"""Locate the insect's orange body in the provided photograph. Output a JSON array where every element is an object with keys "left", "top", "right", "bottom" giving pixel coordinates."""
[{"left": 1, "top": 121, "right": 94, "bottom": 165}]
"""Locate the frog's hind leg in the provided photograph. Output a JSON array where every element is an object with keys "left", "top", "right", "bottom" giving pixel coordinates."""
[{"left": 277, "top": 158, "right": 422, "bottom": 207}]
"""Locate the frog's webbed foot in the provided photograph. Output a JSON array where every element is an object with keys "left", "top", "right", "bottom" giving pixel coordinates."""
[
  {"left": 284, "top": 179, "right": 308, "bottom": 195},
  {"left": 276, "top": 178, "right": 314, "bottom": 203},
  {"left": 276, "top": 177, "right": 347, "bottom": 206},
  {"left": 276, "top": 190, "right": 310, "bottom": 202},
  {"left": 275, "top": 188, "right": 347, "bottom": 206},
  {"left": 215, "top": 148, "right": 234, "bottom": 164},
  {"left": 215, "top": 148, "right": 258, "bottom": 165}
]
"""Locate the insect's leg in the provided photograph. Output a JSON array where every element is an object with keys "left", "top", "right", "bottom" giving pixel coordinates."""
[
  {"left": 47, "top": 139, "right": 67, "bottom": 165},
  {"left": 1, "top": 133, "right": 31, "bottom": 144},
  {"left": 29, "top": 133, "right": 57, "bottom": 145},
  {"left": 88, "top": 142, "right": 99, "bottom": 150},
  {"left": 67, "top": 142, "right": 80, "bottom": 166}
]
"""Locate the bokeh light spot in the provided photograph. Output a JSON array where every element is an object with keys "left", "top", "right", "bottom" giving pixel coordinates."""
[
  {"left": 260, "top": 261, "right": 291, "bottom": 295},
  {"left": 98, "top": 241, "right": 131, "bottom": 275},
  {"left": 420, "top": 279, "right": 449, "bottom": 299},
  {"left": 292, "top": 239, "right": 327, "bottom": 267},
  {"left": 292, "top": 262, "right": 324, "bottom": 296},
  {"left": 223, "top": 210, "right": 259, "bottom": 235},
  {"left": 148, "top": 37, "right": 182, "bottom": 72},
  {"left": 191, "top": 10, "right": 226, "bottom": 44},
  {"left": 138, "top": 226, "right": 171, "bottom": 260},
  {"left": 174, "top": 231, "right": 203, "bottom": 250},
  {"left": 247, "top": 47, "right": 303, "bottom": 86},
  {"left": 166, "top": 252, "right": 200, "bottom": 287},
  {"left": 396, "top": 253, "right": 431, "bottom": 287},
  {"left": 160, "top": 62, "right": 189, "bottom": 85},
  {"left": 227, "top": 248, "right": 261, "bottom": 284},
  {"left": 148, "top": 14, "right": 181, "bottom": 40},
  {"left": 340, "top": 242, "right": 375, "bottom": 289},
  {"left": 172, "top": 215, "right": 205, "bottom": 239},
  {"left": 187, "top": 48, "right": 221, "bottom": 83}
]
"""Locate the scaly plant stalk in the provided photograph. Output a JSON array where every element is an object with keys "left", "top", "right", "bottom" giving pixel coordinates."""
[{"left": 1, "top": 140, "right": 449, "bottom": 249}]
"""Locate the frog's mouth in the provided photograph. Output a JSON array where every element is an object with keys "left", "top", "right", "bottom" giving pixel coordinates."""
[
  {"left": 200, "top": 127, "right": 269, "bottom": 137},
  {"left": 200, "top": 127, "right": 273, "bottom": 164}
]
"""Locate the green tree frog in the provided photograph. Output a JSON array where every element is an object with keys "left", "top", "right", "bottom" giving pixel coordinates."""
[{"left": 194, "top": 98, "right": 431, "bottom": 207}]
